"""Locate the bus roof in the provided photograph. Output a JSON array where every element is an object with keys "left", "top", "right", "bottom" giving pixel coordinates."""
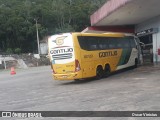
[
  {"left": 49, "top": 32, "right": 134, "bottom": 38},
  {"left": 79, "top": 32, "right": 125, "bottom": 37}
]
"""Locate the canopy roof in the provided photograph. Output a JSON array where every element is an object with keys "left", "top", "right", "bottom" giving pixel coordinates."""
[{"left": 91, "top": 0, "right": 160, "bottom": 26}]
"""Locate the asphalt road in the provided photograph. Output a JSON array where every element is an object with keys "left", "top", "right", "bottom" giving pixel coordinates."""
[{"left": 0, "top": 65, "right": 160, "bottom": 120}]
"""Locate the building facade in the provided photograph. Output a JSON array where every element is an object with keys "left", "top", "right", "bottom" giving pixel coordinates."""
[
  {"left": 135, "top": 15, "right": 160, "bottom": 63},
  {"left": 85, "top": 0, "right": 160, "bottom": 64}
]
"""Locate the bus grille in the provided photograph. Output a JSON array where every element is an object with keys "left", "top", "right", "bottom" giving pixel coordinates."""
[{"left": 52, "top": 53, "right": 72, "bottom": 60}]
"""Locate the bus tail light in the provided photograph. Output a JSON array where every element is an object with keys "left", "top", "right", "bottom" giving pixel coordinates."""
[{"left": 75, "top": 59, "right": 81, "bottom": 72}]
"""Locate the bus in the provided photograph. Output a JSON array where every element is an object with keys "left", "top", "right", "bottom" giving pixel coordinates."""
[{"left": 48, "top": 32, "right": 142, "bottom": 80}]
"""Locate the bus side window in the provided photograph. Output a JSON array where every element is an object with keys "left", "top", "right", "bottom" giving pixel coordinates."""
[
  {"left": 108, "top": 38, "right": 118, "bottom": 49},
  {"left": 90, "top": 45, "right": 97, "bottom": 50},
  {"left": 87, "top": 37, "right": 98, "bottom": 50},
  {"left": 121, "top": 37, "right": 130, "bottom": 48},
  {"left": 114, "top": 38, "right": 123, "bottom": 49},
  {"left": 99, "top": 38, "right": 108, "bottom": 50},
  {"left": 129, "top": 37, "right": 136, "bottom": 48},
  {"left": 78, "top": 36, "right": 88, "bottom": 50},
  {"left": 117, "top": 43, "right": 122, "bottom": 48}
]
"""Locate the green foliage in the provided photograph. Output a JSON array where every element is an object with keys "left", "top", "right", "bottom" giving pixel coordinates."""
[
  {"left": 55, "top": 24, "right": 75, "bottom": 34},
  {"left": 0, "top": 0, "right": 106, "bottom": 53},
  {"left": 14, "top": 48, "right": 21, "bottom": 54},
  {"left": 6, "top": 48, "right": 13, "bottom": 54}
]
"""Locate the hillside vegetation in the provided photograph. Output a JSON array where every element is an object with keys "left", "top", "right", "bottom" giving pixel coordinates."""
[{"left": 0, "top": 0, "right": 106, "bottom": 53}]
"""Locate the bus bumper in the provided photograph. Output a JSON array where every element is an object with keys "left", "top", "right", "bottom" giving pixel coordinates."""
[{"left": 52, "top": 72, "right": 82, "bottom": 80}]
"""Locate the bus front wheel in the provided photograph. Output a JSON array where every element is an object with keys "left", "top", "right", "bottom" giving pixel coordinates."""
[{"left": 96, "top": 66, "right": 104, "bottom": 80}]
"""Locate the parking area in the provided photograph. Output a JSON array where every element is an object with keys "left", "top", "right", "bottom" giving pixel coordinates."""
[{"left": 0, "top": 65, "right": 160, "bottom": 119}]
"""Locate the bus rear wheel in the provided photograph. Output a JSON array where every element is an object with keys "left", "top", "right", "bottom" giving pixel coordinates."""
[
  {"left": 74, "top": 79, "right": 81, "bottom": 82},
  {"left": 96, "top": 66, "right": 104, "bottom": 80},
  {"left": 105, "top": 64, "right": 111, "bottom": 77}
]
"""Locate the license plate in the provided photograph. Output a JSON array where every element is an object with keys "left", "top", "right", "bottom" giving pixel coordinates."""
[{"left": 62, "top": 75, "right": 67, "bottom": 78}]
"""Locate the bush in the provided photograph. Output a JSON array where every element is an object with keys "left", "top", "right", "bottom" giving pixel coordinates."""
[
  {"left": 6, "top": 48, "right": 13, "bottom": 54},
  {"left": 14, "top": 48, "right": 21, "bottom": 54}
]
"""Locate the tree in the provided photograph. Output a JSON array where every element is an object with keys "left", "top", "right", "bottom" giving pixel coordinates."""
[{"left": 0, "top": 0, "right": 106, "bottom": 53}]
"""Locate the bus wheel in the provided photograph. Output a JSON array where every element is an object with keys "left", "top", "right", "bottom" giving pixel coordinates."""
[
  {"left": 96, "top": 66, "right": 104, "bottom": 80},
  {"left": 105, "top": 64, "right": 110, "bottom": 77},
  {"left": 74, "top": 79, "right": 80, "bottom": 82}
]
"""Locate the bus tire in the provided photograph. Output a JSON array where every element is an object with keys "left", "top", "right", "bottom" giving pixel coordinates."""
[
  {"left": 96, "top": 66, "right": 104, "bottom": 80},
  {"left": 105, "top": 64, "right": 111, "bottom": 77},
  {"left": 134, "top": 59, "right": 138, "bottom": 68},
  {"left": 74, "top": 79, "right": 80, "bottom": 82}
]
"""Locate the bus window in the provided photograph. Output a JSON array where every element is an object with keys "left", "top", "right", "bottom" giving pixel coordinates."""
[
  {"left": 128, "top": 37, "right": 136, "bottom": 48},
  {"left": 108, "top": 38, "right": 118, "bottom": 49},
  {"left": 117, "top": 41, "right": 123, "bottom": 48},
  {"left": 77, "top": 36, "right": 88, "bottom": 50},
  {"left": 98, "top": 37, "right": 109, "bottom": 50},
  {"left": 78, "top": 36, "right": 98, "bottom": 51},
  {"left": 87, "top": 37, "right": 98, "bottom": 50},
  {"left": 121, "top": 38, "right": 130, "bottom": 48}
]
